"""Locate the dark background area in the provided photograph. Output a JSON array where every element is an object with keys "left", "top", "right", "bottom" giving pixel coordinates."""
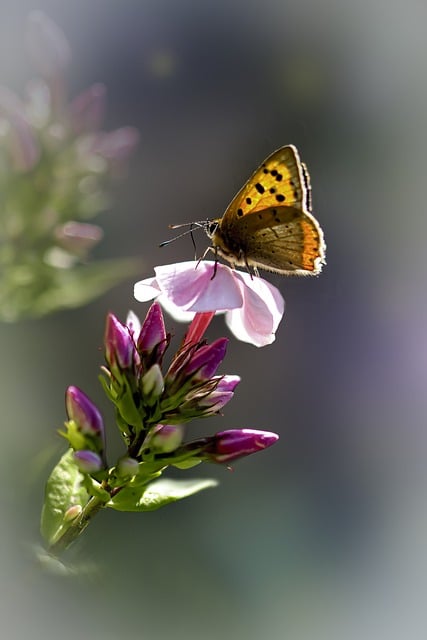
[{"left": 1, "top": 1, "right": 426, "bottom": 638}]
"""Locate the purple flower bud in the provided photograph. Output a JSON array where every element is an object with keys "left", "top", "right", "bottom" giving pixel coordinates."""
[
  {"left": 203, "top": 429, "right": 279, "bottom": 463},
  {"left": 54, "top": 221, "right": 103, "bottom": 256},
  {"left": 137, "top": 302, "right": 167, "bottom": 362},
  {"left": 26, "top": 11, "right": 71, "bottom": 78},
  {"left": 90, "top": 127, "right": 139, "bottom": 162},
  {"left": 104, "top": 313, "right": 135, "bottom": 371},
  {"left": 73, "top": 450, "right": 103, "bottom": 474},
  {"left": 197, "top": 375, "right": 241, "bottom": 413},
  {"left": 213, "top": 375, "right": 240, "bottom": 394},
  {"left": 184, "top": 338, "right": 228, "bottom": 382},
  {"left": 65, "top": 386, "right": 104, "bottom": 439},
  {"left": 70, "top": 83, "right": 106, "bottom": 134}
]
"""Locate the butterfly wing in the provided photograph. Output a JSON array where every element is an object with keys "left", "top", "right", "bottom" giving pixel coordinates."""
[
  {"left": 220, "top": 145, "right": 312, "bottom": 226},
  {"left": 212, "top": 145, "right": 325, "bottom": 275},
  {"left": 232, "top": 205, "right": 325, "bottom": 274}
]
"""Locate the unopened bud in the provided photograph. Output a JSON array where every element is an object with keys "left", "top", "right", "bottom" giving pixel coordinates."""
[
  {"left": 65, "top": 386, "right": 104, "bottom": 440},
  {"left": 141, "top": 364, "right": 164, "bottom": 400},
  {"left": 64, "top": 505, "right": 82, "bottom": 522},
  {"left": 149, "top": 424, "right": 184, "bottom": 454},
  {"left": 73, "top": 450, "right": 103, "bottom": 474},
  {"left": 137, "top": 302, "right": 168, "bottom": 364},
  {"left": 104, "top": 313, "right": 135, "bottom": 371},
  {"left": 203, "top": 429, "right": 279, "bottom": 463},
  {"left": 117, "top": 457, "right": 139, "bottom": 477}
]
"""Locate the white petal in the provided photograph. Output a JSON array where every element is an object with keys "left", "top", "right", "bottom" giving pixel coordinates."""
[
  {"left": 125, "top": 310, "right": 141, "bottom": 338},
  {"left": 134, "top": 277, "right": 161, "bottom": 302},
  {"left": 225, "top": 274, "right": 285, "bottom": 347},
  {"left": 157, "top": 294, "right": 195, "bottom": 323}
]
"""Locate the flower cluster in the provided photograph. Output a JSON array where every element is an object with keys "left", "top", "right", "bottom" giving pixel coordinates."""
[
  {"left": 0, "top": 11, "right": 139, "bottom": 321},
  {"left": 103, "top": 304, "right": 242, "bottom": 438},
  {"left": 62, "top": 303, "right": 277, "bottom": 474},
  {"left": 42, "top": 301, "right": 279, "bottom": 553}
]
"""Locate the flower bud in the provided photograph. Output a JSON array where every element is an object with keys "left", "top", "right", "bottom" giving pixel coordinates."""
[
  {"left": 26, "top": 11, "right": 71, "bottom": 78},
  {"left": 104, "top": 313, "right": 135, "bottom": 371},
  {"left": 54, "top": 221, "right": 103, "bottom": 256},
  {"left": 202, "top": 429, "right": 279, "bottom": 463},
  {"left": 149, "top": 424, "right": 184, "bottom": 454},
  {"left": 73, "top": 450, "right": 103, "bottom": 474},
  {"left": 117, "top": 456, "right": 139, "bottom": 477},
  {"left": 137, "top": 302, "right": 167, "bottom": 364},
  {"left": 183, "top": 338, "right": 228, "bottom": 382},
  {"left": 70, "top": 83, "right": 106, "bottom": 134},
  {"left": 141, "top": 364, "right": 164, "bottom": 401},
  {"left": 196, "top": 375, "right": 240, "bottom": 414},
  {"left": 64, "top": 505, "right": 82, "bottom": 522},
  {"left": 165, "top": 338, "right": 228, "bottom": 396},
  {"left": 90, "top": 127, "right": 139, "bottom": 162},
  {"left": 65, "top": 386, "right": 104, "bottom": 439}
]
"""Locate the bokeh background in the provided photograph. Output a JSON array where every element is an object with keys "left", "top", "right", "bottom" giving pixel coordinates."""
[{"left": 1, "top": 1, "right": 427, "bottom": 639}]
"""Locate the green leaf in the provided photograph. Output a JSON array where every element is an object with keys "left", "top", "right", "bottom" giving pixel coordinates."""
[
  {"left": 32, "top": 258, "right": 141, "bottom": 317},
  {"left": 0, "top": 257, "right": 141, "bottom": 321},
  {"left": 40, "top": 449, "right": 90, "bottom": 546},
  {"left": 107, "top": 477, "right": 218, "bottom": 512}
]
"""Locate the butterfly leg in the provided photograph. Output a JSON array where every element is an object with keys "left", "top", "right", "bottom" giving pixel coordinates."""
[
  {"left": 243, "top": 255, "right": 258, "bottom": 279},
  {"left": 211, "top": 245, "right": 219, "bottom": 280},
  {"left": 195, "top": 246, "right": 219, "bottom": 280}
]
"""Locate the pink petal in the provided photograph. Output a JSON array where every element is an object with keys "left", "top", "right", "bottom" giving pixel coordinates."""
[
  {"left": 225, "top": 272, "right": 285, "bottom": 347},
  {"left": 154, "top": 261, "right": 243, "bottom": 312}
]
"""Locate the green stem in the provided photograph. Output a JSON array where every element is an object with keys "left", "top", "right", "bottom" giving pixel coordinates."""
[{"left": 48, "top": 494, "right": 107, "bottom": 556}]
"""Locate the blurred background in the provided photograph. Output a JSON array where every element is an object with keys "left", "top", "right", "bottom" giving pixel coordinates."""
[{"left": 1, "top": 0, "right": 427, "bottom": 638}]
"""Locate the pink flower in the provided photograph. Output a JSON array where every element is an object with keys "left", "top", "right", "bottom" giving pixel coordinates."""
[{"left": 134, "top": 261, "right": 284, "bottom": 348}]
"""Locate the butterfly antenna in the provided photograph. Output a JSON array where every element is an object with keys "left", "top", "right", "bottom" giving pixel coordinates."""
[{"left": 159, "top": 221, "right": 206, "bottom": 248}]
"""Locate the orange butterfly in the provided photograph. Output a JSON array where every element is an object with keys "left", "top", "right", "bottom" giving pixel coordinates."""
[
  {"left": 164, "top": 145, "right": 326, "bottom": 276},
  {"left": 206, "top": 145, "right": 325, "bottom": 275}
]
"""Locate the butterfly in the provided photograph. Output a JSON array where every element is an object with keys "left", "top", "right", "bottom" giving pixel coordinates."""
[
  {"left": 164, "top": 145, "right": 326, "bottom": 276},
  {"left": 205, "top": 145, "right": 326, "bottom": 276}
]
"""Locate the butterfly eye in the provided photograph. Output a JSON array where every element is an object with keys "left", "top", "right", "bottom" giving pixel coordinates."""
[{"left": 207, "top": 221, "right": 219, "bottom": 237}]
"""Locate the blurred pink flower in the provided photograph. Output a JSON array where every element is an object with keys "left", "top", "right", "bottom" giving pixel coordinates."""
[
  {"left": 0, "top": 86, "right": 40, "bottom": 171},
  {"left": 26, "top": 10, "right": 71, "bottom": 79},
  {"left": 134, "top": 261, "right": 285, "bottom": 347},
  {"left": 69, "top": 83, "right": 106, "bottom": 134}
]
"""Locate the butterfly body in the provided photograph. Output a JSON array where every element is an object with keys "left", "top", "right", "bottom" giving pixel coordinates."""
[{"left": 206, "top": 145, "right": 325, "bottom": 275}]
